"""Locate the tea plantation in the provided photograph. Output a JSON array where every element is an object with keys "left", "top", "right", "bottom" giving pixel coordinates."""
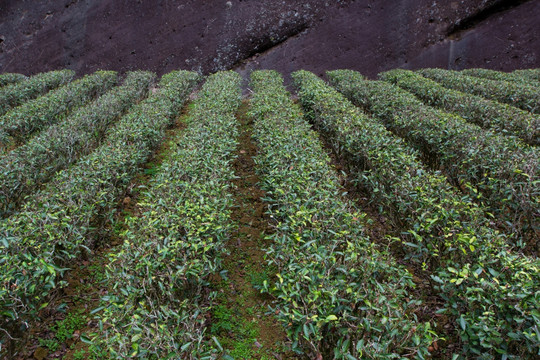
[{"left": 0, "top": 68, "right": 538, "bottom": 359}]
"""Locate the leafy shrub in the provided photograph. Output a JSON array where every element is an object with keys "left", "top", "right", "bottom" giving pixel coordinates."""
[
  {"left": 462, "top": 68, "right": 540, "bottom": 87},
  {"left": 296, "top": 70, "right": 504, "bottom": 265},
  {"left": 512, "top": 69, "right": 540, "bottom": 83},
  {"left": 380, "top": 69, "right": 539, "bottom": 145},
  {"left": 96, "top": 71, "right": 241, "bottom": 359},
  {"left": 252, "top": 70, "right": 436, "bottom": 359},
  {"left": 0, "top": 74, "right": 27, "bottom": 87},
  {"left": 0, "top": 70, "right": 118, "bottom": 148},
  {"left": 418, "top": 68, "right": 540, "bottom": 114},
  {"left": 0, "top": 70, "right": 75, "bottom": 116},
  {"left": 0, "top": 71, "right": 153, "bottom": 218},
  {"left": 0, "top": 70, "right": 200, "bottom": 347},
  {"left": 323, "top": 69, "right": 540, "bottom": 358},
  {"left": 328, "top": 69, "right": 539, "bottom": 245}
]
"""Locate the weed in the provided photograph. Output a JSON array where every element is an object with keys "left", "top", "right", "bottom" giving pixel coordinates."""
[{"left": 38, "top": 338, "right": 59, "bottom": 352}]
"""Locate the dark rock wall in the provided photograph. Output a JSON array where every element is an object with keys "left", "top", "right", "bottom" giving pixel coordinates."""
[
  {"left": 404, "top": 0, "right": 540, "bottom": 72},
  {"left": 236, "top": 0, "right": 540, "bottom": 80},
  {"left": 0, "top": 0, "right": 538, "bottom": 77}
]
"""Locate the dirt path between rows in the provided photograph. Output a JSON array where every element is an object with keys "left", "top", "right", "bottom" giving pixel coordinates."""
[{"left": 209, "top": 100, "right": 298, "bottom": 359}]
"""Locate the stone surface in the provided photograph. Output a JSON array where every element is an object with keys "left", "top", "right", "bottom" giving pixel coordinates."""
[{"left": 0, "top": 0, "right": 538, "bottom": 77}]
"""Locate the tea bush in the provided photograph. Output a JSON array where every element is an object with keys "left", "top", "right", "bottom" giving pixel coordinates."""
[
  {"left": 97, "top": 71, "right": 241, "bottom": 359},
  {"left": 252, "top": 70, "right": 436, "bottom": 359},
  {"left": 462, "top": 68, "right": 540, "bottom": 87},
  {"left": 328, "top": 69, "right": 539, "bottom": 245},
  {"left": 380, "top": 69, "right": 539, "bottom": 145},
  {"left": 0, "top": 74, "right": 26, "bottom": 87},
  {"left": 0, "top": 71, "right": 153, "bottom": 218},
  {"left": 0, "top": 70, "right": 74, "bottom": 116},
  {"left": 419, "top": 68, "right": 540, "bottom": 114},
  {"left": 323, "top": 70, "right": 540, "bottom": 358},
  {"left": 0, "top": 70, "right": 118, "bottom": 148},
  {"left": 513, "top": 69, "right": 540, "bottom": 83},
  {"left": 0, "top": 70, "right": 199, "bottom": 346}
]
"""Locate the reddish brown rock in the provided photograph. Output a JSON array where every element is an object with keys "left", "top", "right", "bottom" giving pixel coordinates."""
[{"left": 0, "top": 0, "right": 537, "bottom": 78}]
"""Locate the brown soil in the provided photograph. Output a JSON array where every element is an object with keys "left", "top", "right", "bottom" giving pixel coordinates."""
[
  {"left": 5, "top": 100, "right": 194, "bottom": 360},
  {"left": 209, "top": 100, "right": 299, "bottom": 359}
]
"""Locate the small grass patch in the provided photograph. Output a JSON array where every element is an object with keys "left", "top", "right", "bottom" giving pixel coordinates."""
[{"left": 38, "top": 309, "right": 87, "bottom": 352}]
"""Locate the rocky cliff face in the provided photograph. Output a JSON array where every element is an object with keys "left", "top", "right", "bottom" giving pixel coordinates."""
[{"left": 0, "top": 0, "right": 538, "bottom": 77}]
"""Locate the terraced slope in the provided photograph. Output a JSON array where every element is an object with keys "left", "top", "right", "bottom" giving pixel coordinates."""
[{"left": 0, "top": 67, "right": 538, "bottom": 360}]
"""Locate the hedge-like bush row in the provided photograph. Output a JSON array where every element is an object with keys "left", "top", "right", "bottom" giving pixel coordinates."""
[
  {"left": 462, "top": 68, "right": 540, "bottom": 87},
  {"left": 0, "top": 70, "right": 74, "bottom": 116},
  {"left": 295, "top": 70, "right": 540, "bottom": 358},
  {"left": 328, "top": 69, "right": 539, "bottom": 244},
  {"left": 0, "top": 71, "right": 118, "bottom": 149},
  {"left": 0, "top": 73, "right": 27, "bottom": 87},
  {"left": 95, "top": 71, "right": 242, "bottom": 359},
  {"left": 251, "top": 70, "right": 435, "bottom": 359},
  {"left": 513, "top": 69, "right": 540, "bottom": 83},
  {"left": 0, "top": 71, "right": 153, "bottom": 218},
  {"left": 418, "top": 68, "right": 540, "bottom": 114},
  {"left": 295, "top": 69, "right": 507, "bottom": 265},
  {"left": 0, "top": 70, "right": 200, "bottom": 345},
  {"left": 379, "top": 69, "right": 539, "bottom": 145}
]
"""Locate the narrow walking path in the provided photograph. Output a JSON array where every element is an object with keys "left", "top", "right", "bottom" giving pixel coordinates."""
[{"left": 210, "top": 100, "right": 297, "bottom": 359}]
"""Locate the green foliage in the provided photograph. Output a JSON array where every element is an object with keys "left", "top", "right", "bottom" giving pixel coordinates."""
[
  {"left": 512, "top": 68, "right": 540, "bottom": 83},
  {"left": 251, "top": 70, "right": 436, "bottom": 359},
  {"left": 295, "top": 69, "right": 503, "bottom": 266},
  {"left": 325, "top": 69, "right": 540, "bottom": 358},
  {"left": 0, "top": 70, "right": 118, "bottom": 149},
  {"left": 0, "top": 73, "right": 27, "bottom": 87},
  {"left": 39, "top": 338, "right": 60, "bottom": 352},
  {"left": 418, "top": 68, "right": 540, "bottom": 114},
  {"left": 380, "top": 69, "right": 539, "bottom": 145},
  {"left": 0, "top": 70, "right": 75, "bottom": 116},
  {"left": 0, "top": 70, "right": 200, "bottom": 347},
  {"left": 95, "top": 71, "right": 241, "bottom": 359},
  {"left": 54, "top": 310, "right": 87, "bottom": 343},
  {"left": 212, "top": 303, "right": 261, "bottom": 359},
  {"left": 0, "top": 71, "right": 152, "bottom": 218},
  {"left": 0, "top": 66, "right": 537, "bottom": 359},
  {"left": 38, "top": 310, "right": 86, "bottom": 352},
  {"left": 328, "top": 69, "right": 539, "bottom": 244},
  {"left": 462, "top": 68, "right": 540, "bottom": 87},
  {"left": 72, "top": 349, "right": 87, "bottom": 360}
]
